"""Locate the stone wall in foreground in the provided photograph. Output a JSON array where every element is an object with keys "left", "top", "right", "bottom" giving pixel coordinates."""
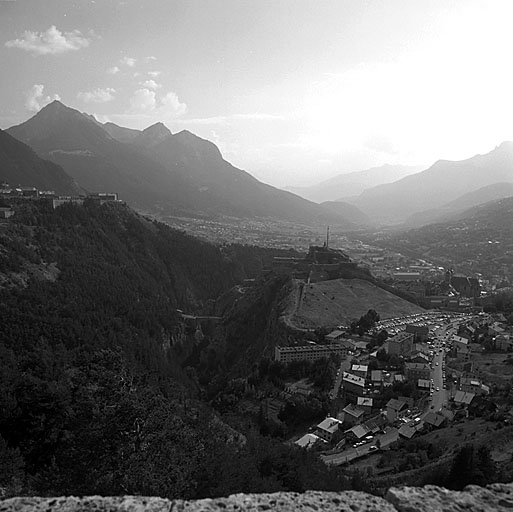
[{"left": 1, "top": 483, "right": 513, "bottom": 512}]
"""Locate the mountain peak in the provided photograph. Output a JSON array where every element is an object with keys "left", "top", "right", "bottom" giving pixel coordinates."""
[
  {"left": 32, "top": 100, "right": 93, "bottom": 125},
  {"left": 171, "top": 129, "right": 223, "bottom": 160},
  {"left": 38, "top": 99, "right": 68, "bottom": 113},
  {"left": 7, "top": 100, "right": 114, "bottom": 153},
  {"left": 132, "top": 122, "right": 172, "bottom": 148},
  {"left": 496, "top": 141, "right": 513, "bottom": 152},
  {"left": 143, "top": 122, "right": 172, "bottom": 137},
  {"left": 47, "top": 99, "right": 65, "bottom": 108}
]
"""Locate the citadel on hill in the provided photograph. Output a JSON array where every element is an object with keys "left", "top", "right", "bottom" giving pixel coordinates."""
[{"left": 0, "top": 181, "right": 120, "bottom": 210}]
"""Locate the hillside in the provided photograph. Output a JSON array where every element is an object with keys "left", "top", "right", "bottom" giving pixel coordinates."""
[
  {"left": 286, "top": 164, "right": 424, "bottom": 203},
  {"left": 285, "top": 278, "right": 424, "bottom": 330},
  {"left": 7, "top": 101, "right": 354, "bottom": 227},
  {"left": 0, "top": 199, "right": 345, "bottom": 497},
  {"left": 374, "top": 197, "right": 513, "bottom": 279},
  {"left": 351, "top": 142, "right": 513, "bottom": 224},
  {"left": 319, "top": 200, "right": 371, "bottom": 227},
  {"left": 405, "top": 182, "right": 513, "bottom": 227},
  {"left": 102, "top": 121, "right": 140, "bottom": 143},
  {"left": 0, "top": 129, "right": 80, "bottom": 195}
]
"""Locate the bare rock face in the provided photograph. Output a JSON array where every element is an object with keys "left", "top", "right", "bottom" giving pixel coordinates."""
[
  {"left": 2, "top": 483, "right": 513, "bottom": 512},
  {"left": 173, "top": 491, "right": 396, "bottom": 511},
  {"left": 386, "top": 483, "right": 513, "bottom": 511},
  {"left": 0, "top": 496, "right": 173, "bottom": 512}
]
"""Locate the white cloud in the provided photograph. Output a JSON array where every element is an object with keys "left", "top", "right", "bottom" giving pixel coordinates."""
[
  {"left": 77, "top": 87, "right": 116, "bottom": 103},
  {"left": 107, "top": 66, "right": 120, "bottom": 75},
  {"left": 130, "top": 88, "right": 156, "bottom": 112},
  {"left": 141, "top": 79, "right": 161, "bottom": 90},
  {"left": 145, "top": 55, "right": 157, "bottom": 62},
  {"left": 5, "top": 25, "right": 90, "bottom": 56},
  {"left": 129, "top": 88, "right": 187, "bottom": 119},
  {"left": 120, "top": 56, "right": 136, "bottom": 67},
  {"left": 25, "top": 84, "right": 60, "bottom": 112},
  {"left": 148, "top": 70, "right": 161, "bottom": 78},
  {"left": 160, "top": 92, "right": 187, "bottom": 118}
]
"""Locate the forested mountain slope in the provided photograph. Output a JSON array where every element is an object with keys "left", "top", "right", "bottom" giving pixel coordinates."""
[{"left": 0, "top": 199, "right": 344, "bottom": 498}]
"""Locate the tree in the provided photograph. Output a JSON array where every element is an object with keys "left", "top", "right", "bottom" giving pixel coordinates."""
[
  {"left": 368, "top": 359, "right": 379, "bottom": 371},
  {"left": 377, "top": 329, "right": 388, "bottom": 344},
  {"left": 376, "top": 348, "right": 389, "bottom": 362},
  {"left": 0, "top": 435, "right": 25, "bottom": 496},
  {"left": 447, "top": 444, "right": 496, "bottom": 490}
]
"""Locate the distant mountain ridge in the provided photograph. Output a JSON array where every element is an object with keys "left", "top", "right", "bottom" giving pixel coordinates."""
[
  {"left": 351, "top": 142, "right": 513, "bottom": 224},
  {"left": 102, "top": 122, "right": 140, "bottom": 143},
  {"left": 133, "top": 122, "right": 172, "bottom": 148},
  {"left": 319, "top": 200, "right": 371, "bottom": 227},
  {"left": 7, "top": 101, "right": 362, "bottom": 227},
  {"left": 286, "top": 164, "right": 424, "bottom": 202},
  {"left": 405, "top": 182, "right": 513, "bottom": 227}
]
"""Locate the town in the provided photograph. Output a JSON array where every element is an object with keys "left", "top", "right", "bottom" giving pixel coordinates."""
[
  {"left": 242, "top": 241, "right": 513, "bottom": 481},
  {"left": 266, "top": 299, "right": 513, "bottom": 475}
]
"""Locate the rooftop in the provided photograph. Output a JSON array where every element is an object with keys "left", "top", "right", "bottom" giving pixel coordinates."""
[
  {"left": 316, "top": 417, "right": 343, "bottom": 433},
  {"left": 343, "top": 372, "right": 366, "bottom": 387},
  {"left": 386, "top": 398, "right": 408, "bottom": 411},
  {"left": 343, "top": 404, "right": 365, "bottom": 417},
  {"left": 454, "top": 390, "right": 476, "bottom": 405}
]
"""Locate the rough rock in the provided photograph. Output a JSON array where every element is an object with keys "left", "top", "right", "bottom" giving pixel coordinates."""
[
  {"left": 2, "top": 483, "right": 513, "bottom": 512},
  {"left": 0, "top": 495, "right": 172, "bottom": 512},
  {"left": 173, "top": 491, "right": 395, "bottom": 511},
  {"left": 385, "top": 482, "right": 513, "bottom": 511}
]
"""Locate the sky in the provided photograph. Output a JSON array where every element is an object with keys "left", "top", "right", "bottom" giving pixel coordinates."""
[{"left": 1, "top": 0, "right": 513, "bottom": 188}]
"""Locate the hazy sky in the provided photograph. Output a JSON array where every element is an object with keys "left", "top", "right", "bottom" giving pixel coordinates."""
[{"left": 1, "top": 0, "right": 513, "bottom": 187}]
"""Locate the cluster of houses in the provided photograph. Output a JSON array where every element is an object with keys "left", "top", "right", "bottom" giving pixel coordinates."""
[
  {"left": 456, "top": 314, "right": 512, "bottom": 354},
  {"left": 296, "top": 395, "right": 448, "bottom": 449},
  {"left": 296, "top": 383, "right": 498, "bottom": 452},
  {"left": 291, "top": 312, "right": 510, "bottom": 453},
  {"left": 338, "top": 329, "right": 434, "bottom": 401}
]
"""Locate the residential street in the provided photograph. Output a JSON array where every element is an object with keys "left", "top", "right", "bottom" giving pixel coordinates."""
[
  {"left": 324, "top": 317, "right": 471, "bottom": 466},
  {"left": 322, "top": 427, "right": 399, "bottom": 466}
]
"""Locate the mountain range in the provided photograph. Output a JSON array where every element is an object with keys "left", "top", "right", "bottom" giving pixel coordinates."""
[
  {"left": 349, "top": 142, "right": 513, "bottom": 224},
  {"left": 404, "top": 182, "right": 513, "bottom": 227},
  {"left": 6, "top": 101, "right": 364, "bottom": 228},
  {"left": 7, "top": 101, "right": 513, "bottom": 231},
  {"left": 285, "top": 164, "right": 424, "bottom": 203}
]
